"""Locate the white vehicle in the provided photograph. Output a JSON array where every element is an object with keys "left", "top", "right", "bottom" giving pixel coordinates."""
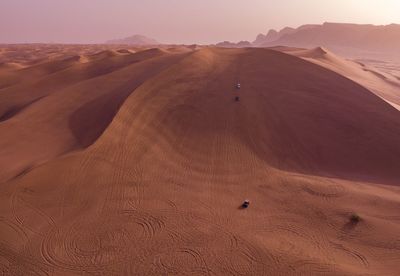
[{"left": 236, "top": 83, "right": 241, "bottom": 89}]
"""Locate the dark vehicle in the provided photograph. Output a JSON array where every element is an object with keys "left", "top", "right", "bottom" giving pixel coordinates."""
[{"left": 242, "top": 199, "right": 250, "bottom": 208}]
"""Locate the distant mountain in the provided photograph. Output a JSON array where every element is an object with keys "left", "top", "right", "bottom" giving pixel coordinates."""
[
  {"left": 254, "top": 22, "right": 400, "bottom": 56},
  {"left": 216, "top": 40, "right": 252, "bottom": 48},
  {"left": 106, "top": 35, "right": 159, "bottom": 45},
  {"left": 253, "top": 27, "right": 299, "bottom": 46}
]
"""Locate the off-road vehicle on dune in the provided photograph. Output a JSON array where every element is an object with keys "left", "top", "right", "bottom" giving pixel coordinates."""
[{"left": 242, "top": 199, "right": 250, "bottom": 208}]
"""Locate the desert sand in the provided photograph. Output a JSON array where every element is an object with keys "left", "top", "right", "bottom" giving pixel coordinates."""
[
  {"left": 278, "top": 46, "right": 400, "bottom": 110},
  {"left": 0, "top": 45, "right": 400, "bottom": 275}
]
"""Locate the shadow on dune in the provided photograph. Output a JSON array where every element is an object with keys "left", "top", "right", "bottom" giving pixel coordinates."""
[
  {"left": 68, "top": 86, "right": 134, "bottom": 148},
  {"left": 0, "top": 96, "right": 47, "bottom": 122},
  {"left": 0, "top": 49, "right": 166, "bottom": 121},
  {"left": 150, "top": 48, "right": 400, "bottom": 186},
  {"left": 236, "top": 49, "right": 400, "bottom": 185},
  {"left": 68, "top": 51, "right": 191, "bottom": 149}
]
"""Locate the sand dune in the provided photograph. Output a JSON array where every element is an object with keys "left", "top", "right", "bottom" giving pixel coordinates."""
[
  {"left": 0, "top": 45, "right": 400, "bottom": 275},
  {"left": 281, "top": 47, "right": 400, "bottom": 110},
  {"left": 0, "top": 47, "right": 190, "bottom": 183}
]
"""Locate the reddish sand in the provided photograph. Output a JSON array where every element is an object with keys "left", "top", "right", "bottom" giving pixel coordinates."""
[
  {"left": 282, "top": 47, "right": 400, "bottom": 110},
  {"left": 0, "top": 45, "right": 400, "bottom": 275}
]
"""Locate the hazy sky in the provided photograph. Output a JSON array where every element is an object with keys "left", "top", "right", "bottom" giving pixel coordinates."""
[{"left": 1, "top": 0, "right": 399, "bottom": 44}]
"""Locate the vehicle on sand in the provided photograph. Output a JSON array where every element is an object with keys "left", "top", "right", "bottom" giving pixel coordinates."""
[{"left": 242, "top": 200, "right": 250, "bottom": 208}]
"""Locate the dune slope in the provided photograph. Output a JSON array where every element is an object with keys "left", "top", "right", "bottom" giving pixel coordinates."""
[
  {"left": 282, "top": 47, "right": 400, "bottom": 110},
  {"left": 0, "top": 47, "right": 400, "bottom": 275},
  {"left": 0, "top": 48, "right": 190, "bottom": 183}
]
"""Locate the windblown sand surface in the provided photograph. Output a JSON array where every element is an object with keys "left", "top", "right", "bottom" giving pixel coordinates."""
[
  {"left": 281, "top": 47, "right": 400, "bottom": 110},
  {"left": 0, "top": 45, "right": 400, "bottom": 275}
]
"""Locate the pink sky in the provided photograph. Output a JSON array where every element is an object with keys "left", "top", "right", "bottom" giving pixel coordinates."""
[{"left": 1, "top": 0, "right": 399, "bottom": 44}]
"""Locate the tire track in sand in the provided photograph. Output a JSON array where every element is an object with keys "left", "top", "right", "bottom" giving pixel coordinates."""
[
  {"left": 331, "top": 241, "right": 370, "bottom": 268},
  {"left": 39, "top": 215, "right": 142, "bottom": 273}
]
